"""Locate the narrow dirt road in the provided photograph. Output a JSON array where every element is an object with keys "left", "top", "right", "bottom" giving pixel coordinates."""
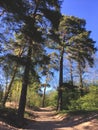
[
  {"left": 0, "top": 107, "right": 98, "bottom": 130},
  {"left": 25, "top": 107, "right": 98, "bottom": 130}
]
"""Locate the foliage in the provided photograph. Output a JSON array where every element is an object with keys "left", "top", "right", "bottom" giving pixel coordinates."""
[
  {"left": 26, "top": 86, "right": 42, "bottom": 108},
  {"left": 9, "top": 80, "right": 42, "bottom": 108},
  {"left": 45, "top": 91, "right": 58, "bottom": 107},
  {"left": 0, "top": 0, "right": 62, "bottom": 118},
  {"left": 48, "top": 15, "right": 96, "bottom": 111},
  {"left": 62, "top": 82, "right": 80, "bottom": 110},
  {"left": 68, "top": 86, "right": 98, "bottom": 111},
  {"left": 9, "top": 80, "right": 22, "bottom": 103},
  {"left": 0, "top": 0, "right": 97, "bottom": 120}
]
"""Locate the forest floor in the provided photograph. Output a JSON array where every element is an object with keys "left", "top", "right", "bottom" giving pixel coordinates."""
[{"left": 0, "top": 103, "right": 98, "bottom": 130}]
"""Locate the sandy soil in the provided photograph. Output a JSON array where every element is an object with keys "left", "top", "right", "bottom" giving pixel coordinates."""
[
  {"left": 25, "top": 107, "right": 98, "bottom": 130},
  {"left": 0, "top": 121, "right": 17, "bottom": 130},
  {"left": 0, "top": 107, "right": 98, "bottom": 130}
]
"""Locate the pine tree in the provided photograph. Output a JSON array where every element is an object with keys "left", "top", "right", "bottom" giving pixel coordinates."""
[
  {"left": 0, "top": 0, "right": 62, "bottom": 118},
  {"left": 49, "top": 15, "right": 96, "bottom": 110}
]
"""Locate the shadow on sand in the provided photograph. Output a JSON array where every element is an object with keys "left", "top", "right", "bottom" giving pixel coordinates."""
[
  {"left": 0, "top": 107, "right": 98, "bottom": 130},
  {"left": 24, "top": 110, "right": 98, "bottom": 130}
]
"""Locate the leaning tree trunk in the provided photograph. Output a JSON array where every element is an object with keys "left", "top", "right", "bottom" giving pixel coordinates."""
[
  {"left": 1, "top": 48, "right": 23, "bottom": 107},
  {"left": 57, "top": 47, "right": 64, "bottom": 111},
  {"left": 18, "top": 44, "right": 32, "bottom": 119},
  {"left": 1, "top": 65, "right": 18, "bottom": 107}
]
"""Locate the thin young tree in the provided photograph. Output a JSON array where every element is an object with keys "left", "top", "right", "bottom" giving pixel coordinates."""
[{"left": 1, "top": 34, "right": 25, "bottom": 107}]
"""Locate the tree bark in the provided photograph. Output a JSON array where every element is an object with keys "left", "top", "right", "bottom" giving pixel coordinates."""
[
  {"left": 1, "top": 65, "right": 18, "bottom": 107},
  {"left": 17, "top": 1, "right": 40, "bottom": 119},
  {"left": 42, "top": 85, "right": 46, "bottom": 107},
  {"left": 57, "top": 47, "right": 64, "bottom": 111},
  {"left": 18, "top": 44, "right": 32, "bottom": 119},
  {"left": 69, "top": 59, "right": 73, "bottom": 85},
  {"left": 78, "top": 62, "right": 83, "bottom": 96}
]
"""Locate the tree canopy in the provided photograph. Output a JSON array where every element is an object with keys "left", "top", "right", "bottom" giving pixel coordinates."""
[{"left": 0, "top": 1, "right": 97, "bottom": 123}]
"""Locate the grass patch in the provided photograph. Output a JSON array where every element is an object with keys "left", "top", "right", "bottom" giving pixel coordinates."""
[
  {"left": 68, "top": 109, "right": 98, "bottom": 115},
  {"left": 57, "top": 110, "right": 69, "bottom": 114}
]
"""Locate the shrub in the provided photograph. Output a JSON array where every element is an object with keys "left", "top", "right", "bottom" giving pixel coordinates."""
[
  {"left": 69, "top": 86, "right": 98, "bottom": 111},
  {"left": 45, "top": 91, "right": 58, "bottom": 107}
]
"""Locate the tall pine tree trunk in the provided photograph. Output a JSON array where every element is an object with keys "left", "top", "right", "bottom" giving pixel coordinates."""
[
  {"left": 78, "top": 62, "right": 83, "bottom": 96},
  {"left": 57, "top": 47, "right": 64, "bottom": 111},
  {"left": 42, "top": 85, "right": 46, "bottom": 108},
  {"left": 17, "top": 2, "right": 40, "bottom": 119},
  {"left": 69, "top": 59, "right": 73, "bottom": 85},
  {"left": 18, "top": 43, "right": 32, "bottom": 119}
]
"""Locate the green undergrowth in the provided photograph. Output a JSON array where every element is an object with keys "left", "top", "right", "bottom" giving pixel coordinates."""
[{"left": 59, "top": 109, "right": 98, "bottom": 116}]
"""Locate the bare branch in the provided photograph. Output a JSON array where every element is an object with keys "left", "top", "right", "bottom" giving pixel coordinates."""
[{"left": 0, "top": 9, "right": 5, "bottom": 16}]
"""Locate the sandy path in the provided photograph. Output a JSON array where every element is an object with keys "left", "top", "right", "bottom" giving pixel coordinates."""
[
  {"left": 0, "top": 120, "right": 17, "bottom": 130},
  {"left": 0, "top": 107, "right": 98, "bottom": 130},
  {"left": 25, "top": 107, "right": 98, "bottom": 130}
]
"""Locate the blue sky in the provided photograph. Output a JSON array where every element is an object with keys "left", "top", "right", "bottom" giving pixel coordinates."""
[{"left": 61, "top": 0, "right": 98, "bottom": 47}]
